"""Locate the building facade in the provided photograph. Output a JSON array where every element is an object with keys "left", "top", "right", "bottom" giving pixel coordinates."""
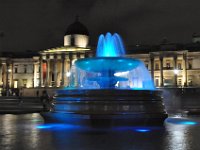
[
  {"left": 0, "top": 54, "right": 35, "bottom": 95},
  {"left": 127, "top": 47, "right": 200, "bottom": 87},
  {"left": 1, "top": 19, "right": 200, "bottom": 96}
]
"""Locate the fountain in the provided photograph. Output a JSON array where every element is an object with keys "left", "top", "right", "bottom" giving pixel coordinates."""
[{"left": 42, "top": 33, "right": 167, "bottom": 126}]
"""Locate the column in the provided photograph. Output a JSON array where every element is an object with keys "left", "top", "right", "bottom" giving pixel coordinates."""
[
  {"left": 0, "top": 62, "right": 2, "bottom": 96},
  {"left": 150, "top": 54, "right": 154, "bottom": 81},
  {"left": 46, "top": 55, "right": 50, "bottom": 87},
  {"left": 10, "top": 62, "right": 13, "bottom": 89},
  {"left": 5, "top": 60, "right": 9, "bottom": 96},
  {"left": 2, "top": 64, "right": 6, "bottom": 89},
  {"left": 39, "top": 56, "right": 43, "bottom": 87},
  {"left": 0, "top": 61, "right": 2, "bottom": 87},
  {"left": 174, "top": 55, "right": 177, "bottom": 86},
  {"left": 33, "top": 62, "right": 37, "bottom": 87},
  {"left": 61, "top": 54, "right": 65, "bottom": 86},
  {"left": 183, "top": 53, "right": 187, "bottom": 87},
  {"left": 160, "top": 56, "right": 164, "bottom": 87},
  {"left": 69, "top": 53, "right": 73, "bottom": 68},
  {"left": 53, "top": 54, "right": 57, "bottom": 87}
]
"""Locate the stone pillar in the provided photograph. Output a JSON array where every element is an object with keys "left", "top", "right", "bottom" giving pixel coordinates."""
[
  {"left": 0, "top": 61, "right": 2, "bottom": 88},
  {"left": 53, "top": 55, "right": 57, "bottom": 87},
  {"left": 5, "top": 60, "right": 9, "bottom": 96},
  {"left": 174, "top": 55, "right": 177, "bottom": 87},
  {"left": 46, "top": 55, "right": 50, "bottom": 87},
  {"left": 69, "top": 53, "right": 73, "bottom": 68},
  {"left": 183, "top": 53, "right": 187, "bottom": 87},
  {"left": 150, "top": 54, "right": 154, "bottom": 81},
  {"left": 160, "top": 56, "right": 164, "bottom": 87},
  {"left": 39, "top": 56, "right": 43, "bottom": 87},
  {"left": 10, "top": 62, "right": 13, "bottom": 89},
  {"left": 2, "top": 64, "right": 6, "bottom": 89},
  {"left": 33, "top": 62, "right": 37, "bottom": 87},
  {"left": 61, "top": 54, "right": 65, "bottom": 86}
]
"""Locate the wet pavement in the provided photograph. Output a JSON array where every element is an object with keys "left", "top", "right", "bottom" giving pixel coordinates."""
[{"left": 0, "top": 113, "right": 200, "bottom": 150}]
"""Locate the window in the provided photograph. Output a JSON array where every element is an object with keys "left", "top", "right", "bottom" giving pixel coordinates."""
[
  {"left": 22, "top": 79, "right": 27, "bottom": 87},
  {"left": 14, "top": 65, "right": 18, "bottom": 73},
  {"left": 14, "top": 80, "right": 18, "bottom": 88},
  {"left": 71, "top": 36, "right": 75, "bottom": 46},
  {"left": 155, "top": 79, "right": 159, "bottom": 87},
  {"left": 178, "top": 63, "right": 182, "bottom": 69},
  {"left": 188, "top": 62, "right": 192, "bottom": 69},
  {"left": 24, "top": 65, "right": 27, "bottom": 73},
  {"left": 155, "top": 63, "right": 159, "bottom": 70},
  {"left": 178, "top": 79, "right": 182, "bottom": 86},
  {"left": 188, "top": 79, "right": 193, "bottom": 86},
  {"left": 166, "top": 63, "right": 170, "bottom": 69}
]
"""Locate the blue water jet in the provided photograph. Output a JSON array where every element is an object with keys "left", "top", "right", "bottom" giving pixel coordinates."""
[{"left": 96, "top": 33, "right": 125, "bottom": 57}]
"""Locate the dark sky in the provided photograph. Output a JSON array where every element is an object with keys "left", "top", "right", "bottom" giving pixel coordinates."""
[{"left": 0, "top": 0, "right": 200, "bottom": 52}]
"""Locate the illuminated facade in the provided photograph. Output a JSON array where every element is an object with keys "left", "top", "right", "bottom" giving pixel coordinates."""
[
  {"left": 0, "top": 54, "right": 35, "bottom": 95},
  {"left": 1, "top": 19, "right": 200, "bottom": 95},
  {"left": 127, "top": 43, "right": 200, "bottom": 87}
]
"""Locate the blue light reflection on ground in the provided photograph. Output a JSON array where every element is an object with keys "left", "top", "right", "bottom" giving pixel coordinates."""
[
  {"left": 112, "top": 126, "right": 163, "bottom": 133},
  {"left": 165, "top": 118, "right": 198, "bottom": 125},
  {"left": 36, "top": 124, "right": 162, "bottom": 133},
  {"left": 36, "top": 123, "right": 82, "bottom": 130}
]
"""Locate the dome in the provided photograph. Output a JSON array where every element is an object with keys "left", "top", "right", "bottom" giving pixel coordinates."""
[{"left": 65, "top": 18, "right": 89, "bottom": 36}]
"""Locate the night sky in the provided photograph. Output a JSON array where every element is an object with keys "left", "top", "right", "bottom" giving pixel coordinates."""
[{"left": 0, "top": 0, "right": 200, "bottom": 52}]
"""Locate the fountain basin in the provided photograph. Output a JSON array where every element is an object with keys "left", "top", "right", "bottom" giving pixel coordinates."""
[{"left": 42, "top": 89, "right": 168, "bottom": 126}]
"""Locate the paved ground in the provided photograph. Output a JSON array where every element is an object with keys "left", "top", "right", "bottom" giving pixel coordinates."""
[{"left": 0, "top": 113, "right": 199, "bottom": 150}]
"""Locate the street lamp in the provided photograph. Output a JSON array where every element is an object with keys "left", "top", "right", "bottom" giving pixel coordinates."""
[{"left": 174, "top": 69, "right": 179, "bottom": 75}]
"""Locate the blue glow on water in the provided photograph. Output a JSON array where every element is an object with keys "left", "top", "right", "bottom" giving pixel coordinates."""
[
  {"left": 179, "top": 121, "right": 197, "bottom": 125},
  {"left": 96, "top": 33, "right": 125, "bottom": 57},
  {"left": 112, "top": 126, "right": 162, "bottom": 132},
  {"left": 36, "top": 123, "right": 81, "bottom": 130},
  {"left": 165, "top": 118, "right": 198, "bottom": 125}
]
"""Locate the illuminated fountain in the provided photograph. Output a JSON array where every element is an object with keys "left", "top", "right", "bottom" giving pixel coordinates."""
[{"left": 42, "top": 33, "right": 167, "bottom": 126}]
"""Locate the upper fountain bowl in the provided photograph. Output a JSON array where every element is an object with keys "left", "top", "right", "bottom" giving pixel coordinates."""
[{"left": 75, "top": 57, "right": 140, "bottom": 72}]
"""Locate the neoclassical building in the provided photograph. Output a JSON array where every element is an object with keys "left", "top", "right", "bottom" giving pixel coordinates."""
[
  {"left": 33, "top": 18, "right": 93, "bottom": 88},
  {"left": 127, "top": 45, "right": 200, "bottom": 87},
  {"left": 1, "top": 19, "right": 200, "bottom": 96}
]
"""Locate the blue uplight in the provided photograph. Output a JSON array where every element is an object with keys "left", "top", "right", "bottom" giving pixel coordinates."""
[{"left": 134, "top": 128, "right": 151, "bottom": 132}]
